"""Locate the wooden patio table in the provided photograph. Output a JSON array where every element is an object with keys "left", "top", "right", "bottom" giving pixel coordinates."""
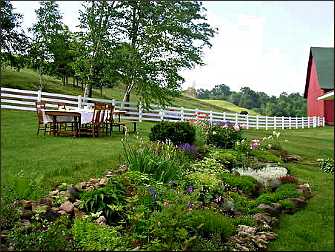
[{"left": 44, "top": 110, "right": 81, "bottom": 136}]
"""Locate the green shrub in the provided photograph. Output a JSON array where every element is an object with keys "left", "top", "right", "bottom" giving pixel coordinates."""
[
  {"left": 210, "top": 149, "right": 246, "bottom": 170},
  {"left": 80, "top": 178, "right": 126, "bottom": 225},
  {"left": 9, "top": 215, "right": 74, "bottom": 251},
  {"left": 188, "top": 209, "right": 236, "bottom": 239},
  {"left": 255, "top": 183, "right": 301, "bottom": 205},
  {"left": 278, "top": 199, "right": 295, "bottom": 209},
  {"left": 72, "top": 218, "right": 127, "bottom": 250},
  {"left": 123, "top": 140, "right": 189, "bottom": 182},
  {"left": 228, "top": 192, "right": 257, "bottom": 214},
  {"left": 317, "top": 158, "right": 334, "bottom": 174},
  {"left": 206, "top": 125, "right": 243, "bottom": 149},
  {"left": 220, "top": 173, "right": 258, "bottom": 195},
  {"left": 233, "top": 215, "right": 257, "bottom": 227},
  {"left": 250, "top": 149, "right": 282, "bottom": 163},
  {"left": 0, "top": 203, "right": 20, "bottom": 230},
  {"left": 149, "top": 121, "right": 196, "bottom": 145}
]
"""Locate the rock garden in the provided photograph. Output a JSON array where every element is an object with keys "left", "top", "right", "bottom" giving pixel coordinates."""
[{"left": 1, "top": 120, "right": 313, "bottom": 251}]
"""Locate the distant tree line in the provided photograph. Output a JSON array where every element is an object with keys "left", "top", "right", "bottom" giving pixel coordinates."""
[
  {"left": 0, "top": 0, "right": 216, "bottom": 107},
  {"left": 196, "top": 84, "right": 306, "bottom": 117}
]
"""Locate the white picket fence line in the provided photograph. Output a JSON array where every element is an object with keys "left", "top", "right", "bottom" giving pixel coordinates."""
[{"left": 0, "top": 87, "right": 325, "bottom": 129}]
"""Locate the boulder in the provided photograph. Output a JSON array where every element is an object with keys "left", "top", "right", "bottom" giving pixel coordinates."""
[
  {"left": 98, "top": 177, "right": 108, "bottom": 187},
  {"left": 284, "top": 154, "right": 302, "bottom": 162},
  {"left": 67, "top": 187, "right": 80, "bottom": 202},
  {"left": 297, "top": 184, "right": 312, "bottom": 199},
  {"left": 20, "top": 209, "right": 33, "bottom": 220},
  {"left": 257, "top": 204, "right": 281, "bottom": 216},
  {"left": 95, "top": 215, "right": 107, "bottom": 225},
  {"left": 59, "top": 201, "right": 74, "bottom": 214},
  {"left": 48, "top": 189, "right": 59, "bottom": 197},
  {"left": 253, "top": 213, "right": 272, "bottom": 225},
  {"left": 20, "top": 200, "right": 32, "bottom": 210},
  {"left": 289, "top": 197, "right": 306, "bottom": 209},
  {"left": 39, "top": 197, "right": 53, "bottom": 206}
]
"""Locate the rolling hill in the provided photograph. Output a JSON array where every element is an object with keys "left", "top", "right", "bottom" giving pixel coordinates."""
[{"left": 1, "top": 67, "right": 256, "bottom": 114}]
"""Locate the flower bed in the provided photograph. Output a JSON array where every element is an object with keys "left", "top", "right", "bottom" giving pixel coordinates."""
[{"left": 1, "top": 124, "right": 313, "bottom": 251}]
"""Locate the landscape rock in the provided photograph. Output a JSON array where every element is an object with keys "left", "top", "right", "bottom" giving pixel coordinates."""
[
  {"left": 257, "top": 203, "right": 281, "bottom": 216},
  {"left": 44, "top": 208, "right": 60, "bottom": 220},
  {"left": 297, "top": 183, "right": 312, "bottom": 199},
  {"left": 289, "top": 197, "right": 306, "bottom": 209},
  {"left": 67, "top": 187, "right": 80, "bottom": 202},
  {"left": 19, "top": 200, "right": 32, "bottom": 210},
  {"left": 59, "top": 201, "right": 74, "bottom": 214},
  {"left": 74, "top": 207, "right": 85, "bottom": 218},
  {"left": 57, "top": 210, "right": 67, "bottom": 215},
  {"left": 48, "top": 189, "right": 59, "bottom": 197},
  {"left": 21, "top": 219, "right": 31, "bottom": 229},
  {"left": 95, "top": 215, "right": 107, "bottom": 225},
  {"left": 20, "top": 209, "right": 33, "bottom": 220},
  {"left": 98, "top": 177, "right": 108, "bottom": 187},
  {"left": 39, "top": 197, "right": 53, "bottom": 206},
  {"left": 284, "top": 154, "right": 302, "bottom": 162}
]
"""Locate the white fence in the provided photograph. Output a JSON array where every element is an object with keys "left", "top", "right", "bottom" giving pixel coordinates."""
[{"left": 0, "top": 87, "right": 325, "bottom": 129}]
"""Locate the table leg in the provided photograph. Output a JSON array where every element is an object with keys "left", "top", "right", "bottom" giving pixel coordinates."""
[{"left": 52, "top": 116, "right": 57, "bottom": 136}]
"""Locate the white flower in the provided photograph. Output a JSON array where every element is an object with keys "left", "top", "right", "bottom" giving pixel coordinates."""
[{"left": 212, "top": 131, "right": 217, "bottom": 135}]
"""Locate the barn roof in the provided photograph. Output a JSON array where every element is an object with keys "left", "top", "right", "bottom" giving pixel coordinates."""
[{"left": 304, "top": 47, "right": 334, "bottom": 98}]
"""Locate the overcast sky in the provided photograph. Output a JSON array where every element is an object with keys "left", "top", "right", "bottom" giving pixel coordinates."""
[{"left": 12, "top": 1, "right": 334, "bottom": 96}]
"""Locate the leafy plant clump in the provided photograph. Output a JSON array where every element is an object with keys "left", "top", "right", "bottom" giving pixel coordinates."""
[
  {"left": 123, "top": 140, "right": 190, "bottom": 183},
  {"left": 317, "top": 158, "right": 334, "bottom": 174},
  {"left": 220, "top": 172, "right": 259, "bottom": 195},
  {"left": 206, "top": 125, "right": 243, "bottom": 149},
  {"left": 149, "top": 121, "right": 196, "bottom": 145},
  {"left": 250, "top": 149, "right": 282, "bottom": 163},
  {"left": 255, "top": 183, "right": 301, "bottom": 205}
]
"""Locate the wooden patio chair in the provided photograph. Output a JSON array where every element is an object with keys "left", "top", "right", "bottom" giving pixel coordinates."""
[
  {"left": 104, "top": 104, "right": 126, "bottom": 136},
  {"left": 80, "top": 103, "right": 106, "bottom": 137},
  {"left": 56, "top": 103, "right": 75, "bottom": 133},
  {"left": 35, "top": 101, "right": 52, "bottom": 135}
]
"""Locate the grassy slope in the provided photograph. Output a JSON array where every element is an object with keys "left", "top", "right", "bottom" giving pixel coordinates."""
[
  {"left": 245, "top": 128, "right": 334, "bottom": 251},
  {"left": 202, "top": 99, "right": 259, "bottom": 115},
  {"left": 1, "top": 68, "right": 244, "bottom": 113}
]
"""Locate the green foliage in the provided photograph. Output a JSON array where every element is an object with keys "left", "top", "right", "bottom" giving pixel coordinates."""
[
  {"left": 210, "top": 149, "right": 246, "bottom": 170},
  {"left": 255, "top": 184, "right": 301, "bottom": 205},
  {"left": 0, "top": 203, "right": 20, "bottom": 230},
  {"left": 80, "top": 178, "right": 126, "bottom": 225},
  {"left": 206, "top": 125, "right": 243, "bottom": 149},
  {"left": 278, "top": 199, "right": 295, "bottom": 210},
  {"left": 72, "top": 218, "right": 127, "bottom": 250},
  {"left": 188, "top": 209, "right": 236, "bottom": 239},
  {"left": 9, "top": 215, "right": 74, "bottom": 251},
  {"left": 227, "top": 192, "right": 258, "bottom": 214},
  {"left": 0, "top": 0, "right": 29, "bottom": 67},
  {"left": 317, "top": 158, "right": 334, "bottom": 174},
  {"left": 220, "top": 173, "right": 258, "bottom": 195},
  {"left": 123, "top": 139, "right": 189, "bottom": 182},
  {"left": 250, "top": 149, "right": 282, "bottom": 163},
  {"left": 149, "top": 121, "right": 196, "bottom": 145},
  {"left": 233, "top": 215, "right": 257, "bottom": 227}
]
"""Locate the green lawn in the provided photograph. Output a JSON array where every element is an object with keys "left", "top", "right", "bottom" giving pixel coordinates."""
[{"left": 1, "top": 109, "right": 333, "bottom": 251}]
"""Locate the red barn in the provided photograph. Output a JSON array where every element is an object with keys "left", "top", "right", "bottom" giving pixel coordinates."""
[{"left": 304, "top": 47, "right": 334, "bottom": 125}]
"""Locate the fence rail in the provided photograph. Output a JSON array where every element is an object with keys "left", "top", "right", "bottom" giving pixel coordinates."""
[{"left": 0, "top": 87, "right": 325, "bottom": 129}]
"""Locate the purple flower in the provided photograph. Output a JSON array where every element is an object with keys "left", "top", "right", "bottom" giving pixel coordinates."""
[
  {"left": 178, "top": 143, "right": 198, "bottom": 156},
  {"left": 186, "top": 185, "right": 194, "bottom": 193},
  {"left": 214, "top": 195, "right": 223, "bottom": 204}
]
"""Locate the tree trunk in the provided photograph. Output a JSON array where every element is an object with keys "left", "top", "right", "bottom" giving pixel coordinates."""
[
  {"left": 65, "top": 76, "right": 68, "bottom": 85},
  {"left": 62, "top": 75, "right": 65, "bottom": 86},
  {"left": 72, "top": 76, "right": 75, "bottom": 87},
  {"left": 81, "top": 81, "right": 83, "bottom": 91}
]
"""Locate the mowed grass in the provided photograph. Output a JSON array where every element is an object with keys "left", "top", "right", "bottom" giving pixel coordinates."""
[
  {"left": 1, "top": 109, "right": 153, "bottom": 202},
  {"left": 201, "top": 99, "right": 259, "bottom": 115},
  {"left": 245, "top": 127, "right": 334, "bottom": 251}
]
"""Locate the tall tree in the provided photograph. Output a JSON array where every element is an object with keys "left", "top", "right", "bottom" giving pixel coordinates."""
[
  {"left": 0, "top": 0, "right": 29, "bottom": 69},
  {"left": 29, "top": 0, "right": 63, "bottom": 89},
  {"left": 76, "top": 0, "right": 119, "bottom": 97}
]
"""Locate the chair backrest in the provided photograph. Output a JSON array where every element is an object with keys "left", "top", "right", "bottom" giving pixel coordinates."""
[
  {"left": 105, "top": 104, "right": 115, "bottom": 122},
  {"left": 91, "top": 103, "right": 106, "bottom": 125},
  {"left": 58, "top": 103, "right": 66, "bottom": 110},
  {"left": 35, "top": 101, "right": 46, "bottom": 123}
]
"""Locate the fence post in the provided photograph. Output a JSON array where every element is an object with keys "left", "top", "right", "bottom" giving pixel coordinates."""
[
  {"left": 209, "top": 111, "right": 213, "bottom": 125},
  {"left": 274, "top": 116, "right": 276, "bottom": 129},
  {"left": 282, "top": 116, "right": 284, "bottom": 129},
  {"left": 323, "top": 116, "right": 325, "bottom": 127},
  {"left": 313, "top": 116, "right": 316, "bottom": 127},
  {"left": 256, "top": 115, "right": 259, "bottom": 130},
  {"left": 295, "top": 116, "right": 298, "bottom": 129},
  {"left": 235, "top": 113, "right": 238, "bottom": 125},
  {"left": 307, "top": 116, "right": 310, "bottom": 128},
  {"left": 289, "top": 116, "right": 292, "bottom": 129},
  {"left": 78, "top": 95, "right": 82, "bottom": 109},
  {"left": 265, "top": 116, "right": 268, "bottom": 130},
  {"left": 112, "top": 99, "right": 115, "bottom": 106},
  {"left": 223, "top": 112, "right": 226, "bottom": 122},
  {"left": 246, "top": 115, "right": 249, "bottom": 129},
  {"left": 37, "top": 89, "right": 42, "bottom": 101},
  {"left": 317, "top": 116, "right": 320, "bottom": 127},
  {"left": 160, "top": 108, "right": 165, "bottom": 121},
  {"left": 301, "top": 117, "right": 304, "bottom": 129},
  {"left": 181, "top": 107, "right": 184, "bottom": 122},
  {"left": 138, "top": 102, "right": 143, "bottom": 122}
]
